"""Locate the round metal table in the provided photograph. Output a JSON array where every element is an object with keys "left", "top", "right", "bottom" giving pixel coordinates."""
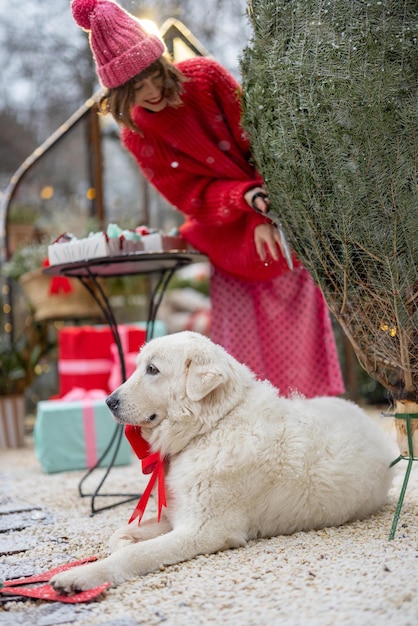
[{"left": 43, "top": 250, "right": 207, "bottom": 514}]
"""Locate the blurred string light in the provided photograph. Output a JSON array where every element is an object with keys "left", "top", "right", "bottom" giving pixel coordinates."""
[
  {"left": 2, "top": 283, "right": 11, "bottom": 333},
  {"left": 40, "top": 185, "right": 54, "bottom": 200}
]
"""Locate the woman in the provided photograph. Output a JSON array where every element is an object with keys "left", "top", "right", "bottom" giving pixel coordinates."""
[{"left": 72, "top": 0, "right": 344, "bottom": 398}]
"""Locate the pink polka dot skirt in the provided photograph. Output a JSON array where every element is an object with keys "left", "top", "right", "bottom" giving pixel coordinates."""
[{"left": 210, "top": 266, "right": 345, "bottom": 399}]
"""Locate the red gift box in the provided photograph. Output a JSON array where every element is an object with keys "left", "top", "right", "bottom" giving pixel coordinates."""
[{"left": 58, "top": 325, "right": 146, "bottom": 396}]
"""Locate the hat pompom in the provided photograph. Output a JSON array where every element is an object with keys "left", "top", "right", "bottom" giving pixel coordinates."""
[{"left": 71, "top": 0, "right": 97, "bottom": 30}]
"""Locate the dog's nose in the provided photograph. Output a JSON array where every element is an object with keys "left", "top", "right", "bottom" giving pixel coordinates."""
[{"left": 106, "top": 392, "right": 120, "bottom": 413}]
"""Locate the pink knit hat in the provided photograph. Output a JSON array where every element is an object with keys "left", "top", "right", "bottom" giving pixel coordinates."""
[{"left": 71, "top": 0, "right": 165, "bottom": 88}]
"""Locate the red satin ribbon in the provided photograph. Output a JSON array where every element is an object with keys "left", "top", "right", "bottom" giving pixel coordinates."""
[
  {"left": 43, "top": 258, "right": 73, "bottom": 295},
  {"left": 124, "top": 425, "right": 166, "bottom": 524}
]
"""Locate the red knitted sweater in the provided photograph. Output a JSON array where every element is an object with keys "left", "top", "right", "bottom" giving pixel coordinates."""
[{"left": 122, "top": 57, "right": 295, "bottom": 281}]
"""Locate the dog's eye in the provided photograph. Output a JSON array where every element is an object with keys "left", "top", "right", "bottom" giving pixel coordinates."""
[{"left": 146, "top": 363, "right": 159, "bottom": 376}]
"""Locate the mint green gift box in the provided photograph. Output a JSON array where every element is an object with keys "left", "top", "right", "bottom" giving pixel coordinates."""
[{"left": 34, "top": 395, "right": 132, "bottom": 473}]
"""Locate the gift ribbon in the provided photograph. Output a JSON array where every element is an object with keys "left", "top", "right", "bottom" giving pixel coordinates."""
[
  {"left": 58, "top": 359, "right": 112, "bottom": 375},
  {"left": 59, "top": 388, "right": 108, "bottom": 469},
  {"left": 42, "top": 258, "right": 73, "bottom": 295},
  {"left": 125, "top": 425, "right": 166, "bottom": 524}
]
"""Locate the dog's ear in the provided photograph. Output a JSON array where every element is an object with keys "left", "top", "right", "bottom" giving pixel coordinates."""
[{"left": 185, "top": 353, "right": 228, "bottom": 401}]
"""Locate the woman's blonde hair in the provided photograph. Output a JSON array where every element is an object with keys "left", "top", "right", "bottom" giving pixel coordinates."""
[{"left": 99, "top": 56, "right": 187, "bottom": 134}]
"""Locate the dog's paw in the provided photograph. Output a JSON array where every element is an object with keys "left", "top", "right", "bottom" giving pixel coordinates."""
[{"left": 50, "top": 561, "right": 112, "bottom": 593}]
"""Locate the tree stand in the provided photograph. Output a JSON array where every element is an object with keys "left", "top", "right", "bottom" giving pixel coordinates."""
[{"left": 389, "top": 412, "right": 418, "bottom": 540}]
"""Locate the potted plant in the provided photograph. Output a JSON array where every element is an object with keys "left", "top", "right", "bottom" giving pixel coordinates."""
[{"left": 0, "top": 329, "right": 49, "bottom": 448}]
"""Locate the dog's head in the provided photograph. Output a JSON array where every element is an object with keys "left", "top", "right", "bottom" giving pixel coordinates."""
[{"left": 106, "top": 331, "right": 253, "bottom": 456}]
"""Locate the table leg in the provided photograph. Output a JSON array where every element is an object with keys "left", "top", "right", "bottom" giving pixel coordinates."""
[
  {"left": 75, "top": 271, "right": 137, "bottom": 514},
  {"left": 388, "top": 414, "right": 417, "bottom": 539},
  {"left": 79, "top": 272, "right": 126, "bottom": 381},
  {"left": 74, "top": 264, "right": 181, "bottom": 514},
  {"left": 145, "top": 265, "right": 178, "bottom": 340}
]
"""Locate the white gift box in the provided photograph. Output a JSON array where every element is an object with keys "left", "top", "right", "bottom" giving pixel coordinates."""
[
  {"left": 48, "top": 234, "right": 145, "bottom": 265},
  {"left": 48, "top": 233, "right": 109, "bottom": 265}
]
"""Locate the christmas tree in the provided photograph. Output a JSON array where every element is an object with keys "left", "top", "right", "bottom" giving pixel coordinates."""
[{"left": 241, "top": 0, "right": 418, "bottom": 452}]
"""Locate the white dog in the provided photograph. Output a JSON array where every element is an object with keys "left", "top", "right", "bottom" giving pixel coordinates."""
[{"left": 51, "top": 331, "right": 394, "bottom": 592}]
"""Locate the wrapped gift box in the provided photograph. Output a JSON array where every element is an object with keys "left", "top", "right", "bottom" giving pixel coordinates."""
[
  {"left": 108, "top": 321, "right": 168, "bottom": 390},
  {"left": 34, "top": 391, "right": 132, "bottom": 473},
  {"left": 48, "top": 228, "right": 145, "bottom": 265},
  {"left": 58, "top": 324, "right": 148, "bottom": 395},
  {"left": 48, "top": 233, "right": 109, "bottom": 265}
]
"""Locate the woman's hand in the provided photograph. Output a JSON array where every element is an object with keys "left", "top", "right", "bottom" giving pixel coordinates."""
[
  {"left": 245, "top": 187, "right": 286, "bottom": 262},
  {"left": 254, "top": 223, "right": 282, "bottom": 262},
  {"left": 244, "top": 187, "right": 271, "bottom": 214}
]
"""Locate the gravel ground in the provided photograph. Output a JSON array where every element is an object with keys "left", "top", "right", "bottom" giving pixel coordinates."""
[{"left": 0, "top": 410, "right": 417, "bottom": 626}]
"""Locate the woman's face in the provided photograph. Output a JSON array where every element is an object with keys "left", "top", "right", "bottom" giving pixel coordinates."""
[{"left": 133, "top": 70, "right": 167, "bottom": 112}]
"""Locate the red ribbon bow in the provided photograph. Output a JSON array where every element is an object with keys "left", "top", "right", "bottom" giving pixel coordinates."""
[
  {"left": 42, "top": 258, "right": 73, "bottom": 295},
  {"left": 124, "top": 425, "right": 166, "bottom": 524}
]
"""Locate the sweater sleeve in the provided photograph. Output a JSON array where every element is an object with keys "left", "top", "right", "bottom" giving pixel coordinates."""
[
  {"left": 129, "top": 154, "right": 264, "bottom": 226},
  {"left": 122, "top": 139, "right": 265, "bottom": 228}
]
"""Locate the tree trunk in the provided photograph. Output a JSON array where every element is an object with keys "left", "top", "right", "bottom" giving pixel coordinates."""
[{"left": 394, "top": 401, "right": 418, "bottom": 458}]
